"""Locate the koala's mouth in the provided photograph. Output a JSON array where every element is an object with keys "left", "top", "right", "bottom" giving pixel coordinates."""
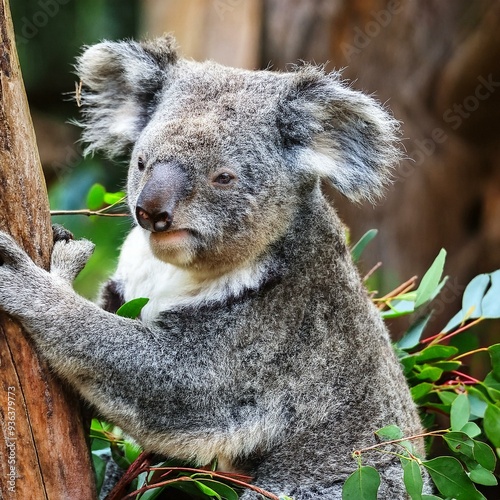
[{"left": 150, "top": 228, "right": 193, "bottom": 244}]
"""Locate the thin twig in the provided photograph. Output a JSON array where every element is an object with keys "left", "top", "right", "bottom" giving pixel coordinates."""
[
  {"left": 376, "top": 275, "right": 418, "bottom": 310},
  {"left": 363, "top": 261, "right": 382, "bottom": 281},
  {"left": 353, "top": 429, "right": 448, "bottom": 455},
  {"left": 50, "top": 209, "right": 128, "bottom": 217},
  {"left": 124, "top": 466, "right": 280, "bottom": 500},
  {"left": 422, "top": 317, "right": 483, "bottom": 345}
]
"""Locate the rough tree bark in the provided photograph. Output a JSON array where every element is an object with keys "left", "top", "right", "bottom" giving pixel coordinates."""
[{"left": 0, "top": 1, "right": 96, "bottom": 498}]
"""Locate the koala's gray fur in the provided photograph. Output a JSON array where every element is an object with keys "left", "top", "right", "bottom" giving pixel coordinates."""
[{"left": 0, "top": 35, "right": 430, "bottom": 498}]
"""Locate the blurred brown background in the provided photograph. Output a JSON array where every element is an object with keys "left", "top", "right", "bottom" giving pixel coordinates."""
[{"left": 12, "top": 0, "right": 500, "bottom": 331}]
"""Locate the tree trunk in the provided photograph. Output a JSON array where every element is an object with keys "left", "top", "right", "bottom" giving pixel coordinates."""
[{"left": 0, "top": 1, "right": 96, "bottom": 498}]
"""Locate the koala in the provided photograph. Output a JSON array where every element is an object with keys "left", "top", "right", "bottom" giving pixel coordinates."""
[{"left": 0, "top": 35, "right": 430, "bottom": 499}]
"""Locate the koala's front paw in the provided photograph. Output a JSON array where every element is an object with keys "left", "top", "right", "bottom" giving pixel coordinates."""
[
  {"left": 50, "top": 237, "right": 95, "bottom": 283},
  {"left": 0, "top": 231, "right": 41, "bottom": 316}
]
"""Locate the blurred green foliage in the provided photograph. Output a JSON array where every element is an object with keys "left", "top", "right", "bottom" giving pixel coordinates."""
[{"left": 11, "top": 0, "right": 139, "bottom": 298}]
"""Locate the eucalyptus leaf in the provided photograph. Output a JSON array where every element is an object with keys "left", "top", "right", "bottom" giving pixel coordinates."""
[
  {"left": 422, "top": 456, "right": 485, "bottom": 500},
  {"left": 473, "top": 440, "right": 497, "bottom": 471},
  {"left": 415, "top": 345, "right": 458, "bottom": 363},
  {"left": 460, "top": 422, "right": 481, "bottom": 439},
  {"left": 403, "top": 460, "right": 423, "bottom": 500},
  {"left": 415, "top": 249, "right": 446, "bottom": 308},
  {"left": 468, "top": 466, "right": 498, "bottom": 486},
  {"left": 442, "top": 432, "right": 474, "bottom": 458},
  {"left": 116, "top": 298, "right": 150, "bottom": 319},
  {"left": 351, "top": 229, "right": 378, "bottom": 262},
  {"left": 103, "top": 190, "right": 126, "bottom": 205},
  {"left": 483, "top": 404, "right": 500, "bottom": 448},
  {"left": 375, "top": 424, "right": 403, "bottom": 441},
  {"left": 411, "top": 383, "right": 434, "bottom": 401},
  {"left": 381, "top": 299, "right": 415, "bottom": 319},
  {"left": 92, "top": 453, "right": 106, "bottom": 493},
  {"left": 462, "top": 274, "right": 490, "bottom": 319},
  {"left": 437, "top": 391, "right": 457, "bottom": 406},
  {"left": 397, "top": 313, "right": 432, "bottom": 350},
  {"left": 450, "top": 394, "right": 470, "bottom": 432},
  {"left": 342, "top": 466, "right": 381, "bottom": 500},
  {"left": 194, "top": 480, "right": 222, "bottom": 498},
  {"left": 488, "top": 344, "right": 500, "bottom": 379},
  {"left": 481, "top": 270, "right": 500, "bottom": 318},
  {"left": 467, "top": 393, "right": 488, "bottom": 419},
  {"left": 86, "top": 183, "right": 106, "bottom": 211},
  {"left": 415, "top": 366, "right": 443, "bottom": 382},
  {"left": 442, "top": 309, "right": 467, "bottom": 334},
  {"left": 196, "top": 480, "right": 239, "bottom": 500}
]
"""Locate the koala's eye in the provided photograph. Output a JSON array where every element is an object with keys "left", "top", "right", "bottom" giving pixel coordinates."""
[
  {"left": 137, "top": 157, "right": 146, "bottom": 171},
  {"left": 212, "top": 171, "right": 236, "bottom": 186}
]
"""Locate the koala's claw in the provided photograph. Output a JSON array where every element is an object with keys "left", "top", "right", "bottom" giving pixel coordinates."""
[{"left": 52, "top": 224, "right": 74, "bottom": 244}]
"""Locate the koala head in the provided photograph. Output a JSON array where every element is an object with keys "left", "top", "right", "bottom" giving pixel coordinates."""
[{"left": 76, "top": 35, "right": 399, "bottom": 275}]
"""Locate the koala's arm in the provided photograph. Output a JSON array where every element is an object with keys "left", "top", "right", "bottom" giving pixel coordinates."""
[{"left": 0, "top": 231, "right": 199, "bottom": 434}]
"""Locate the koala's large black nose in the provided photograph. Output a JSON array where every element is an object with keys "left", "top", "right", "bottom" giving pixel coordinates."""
[
  {"left": 135, "top": 162, "right": 189, "bottom": 233},
  {"left": 135, "top": 206, "right": 173, "bottom": 232}
]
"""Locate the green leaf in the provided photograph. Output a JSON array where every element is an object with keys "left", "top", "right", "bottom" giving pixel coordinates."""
[
  {"left": 92, "top": 453, "right": 106, "bottom": 493},
  {"left": 443, "top": 309, "right": 468, "bottom": 333},
  {"left": 415, "top": 345, "right": 458, "bottom": 363},
  {"left": 484, "top": 404, "right": 500, "bottom": 448},
  {"left": 467, "top": 389, "right": 489, "bottom": 417},
  {"left": 488, "top": 344, "right": 500, "bottom": 379},
  {"left": 381, "top": 300, "right": 415, "bottom": 319},
  {"left": 460, "top": 422, "right": 481, "bottom": 439},
  {"left": 481, "top": 270, "right": 500, "bottom": 318},
  {"left": 468, "top": 466, "right": 498, "bottom": 486},
  {"left": 422, "top": 456, "right": 485, "bottom": 499},
  {"left": 473, "top": 440, "right": 497, "bottom": 471},
  {"left": 415, "top": 366, "right": 443, "bottom": 382},
  {"left": 400, "top": 355, "right": 417, "bottom": 375},
  {"left": 403, "top": 460, "right": 423, "bottom": 500},
  {"left": 193, "top": 480, "right": 222, "bottom": 498},
  {"left": 421, "top": 496, "right": 443, "bottom": 500},
  {"left": 483, "top": 375, "right": 500, "bottom": 402},
  {"left": 116, "top": 298, "right": 150, "bottom": 319},
  {"left": 415, "top": 249, "right": 446, "bottom": 308},
  {"left": 411, "top": 383, "right": 434, "bottom": 401},
  {"left": 462, "top": 274, "right": 490, "bottom": 319},
  {"left": 196, "top": 480, "right": 239, "bottom": 500},
  {"left": 397, "top": 313, "right": 432, "bottom": 350},
  {"left": 450, "top": 394, "right": 470, "bottom": 431},
  {"left": 351, "top": 229, "right": 378, "bottom": 262},
  {"left": 103, "top": 190, "right": 125, "bottom": 205},
  {"left": 443, "top": 432, "right": 474, "bottom": 458},
  {"left": 342, "top": 466, "right": 381, "bottom": 500},
  {"left": 437, "top": 391, "right": 457, "bottom": 405},
  {"left": 375, "top": 425, "right": 403, "bottom": 441},
  {"left": 86, "top": 183, "right": 106, "bottom": 211},
  {"left": 433, "top": 361, "right": 461, "bottom": 371},
  {"left": 138, "top": 484, "right": 167, "bottom": 500}
]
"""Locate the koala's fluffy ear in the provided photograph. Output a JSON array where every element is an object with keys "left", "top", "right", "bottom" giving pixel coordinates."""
[
  {"left": 75, "top": 35, "right": 178, "bottom": 157},
  {"left": 281, "top": 67, "right": 401, "bottom": 202}
]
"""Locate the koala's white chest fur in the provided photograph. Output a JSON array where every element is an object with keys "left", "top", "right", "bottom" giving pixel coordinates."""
[{"left": 113, "top": 226, "right": 265, "bottom": 323}]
